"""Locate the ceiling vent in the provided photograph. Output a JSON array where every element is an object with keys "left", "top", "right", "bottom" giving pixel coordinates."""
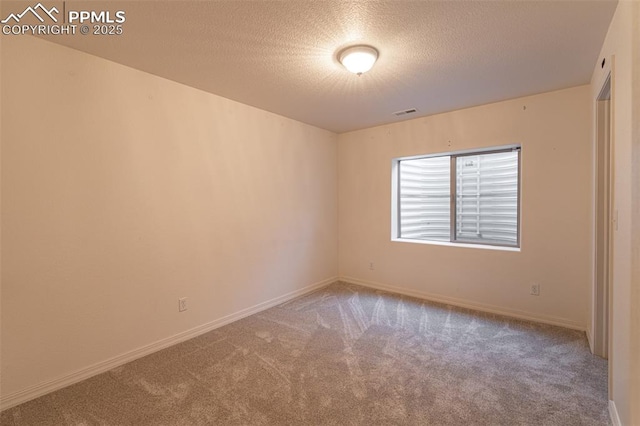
[{"left": 393, "top": 108, "right": 417, "bottom": 117}]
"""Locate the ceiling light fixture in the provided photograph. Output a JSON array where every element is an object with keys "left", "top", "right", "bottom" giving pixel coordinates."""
[{"left": 339, "top": 45, "right": 378, "bottom": 76}]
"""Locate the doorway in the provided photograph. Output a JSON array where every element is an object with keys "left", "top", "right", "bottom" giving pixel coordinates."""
[{"left": 593, "top": 73, "right": 611, "bottom": 360}]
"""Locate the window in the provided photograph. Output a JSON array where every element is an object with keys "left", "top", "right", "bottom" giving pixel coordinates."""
[{"left": 393, "top": 146, "right": 520, "bottom": 248}]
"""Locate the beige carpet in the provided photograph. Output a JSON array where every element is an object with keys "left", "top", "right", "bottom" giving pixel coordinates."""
[{"left": 1, "top": 282, "right": 609, "bottom": 425}]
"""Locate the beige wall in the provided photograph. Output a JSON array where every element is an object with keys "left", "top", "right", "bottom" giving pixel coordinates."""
[
  {"left": 632, "top": 3, "right": 640, "bottom": 424},
  {"left": 339, "top": 86, "right": 592, "bottom": 329},
  {"left": 1, "top": 36, "right": 338, "bottom": 402},
  {"left": 591, "top": 2, "right": 639, "bottom": 424}
]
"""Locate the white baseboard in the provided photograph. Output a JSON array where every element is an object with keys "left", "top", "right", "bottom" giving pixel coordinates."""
[
  {"left": 586, "top": 326, "right": 594, "bottom": 353},
  {"left": 609, "top": 400, "right": 622, "bottom": 426},
  {"left": 0, "top": 276, "right": 336, "bottom": 411},
  {"left": 340, "top": 276, "right": 585, "bottom": 331}
]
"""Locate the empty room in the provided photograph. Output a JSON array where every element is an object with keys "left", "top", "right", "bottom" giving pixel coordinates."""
[{"left": 1, "top": 0, "right": 638, "bottom": 425}]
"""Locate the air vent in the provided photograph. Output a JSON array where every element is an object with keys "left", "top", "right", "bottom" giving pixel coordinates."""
[{"left": 393, "top": 108, "right": 417, "bottom": 117}]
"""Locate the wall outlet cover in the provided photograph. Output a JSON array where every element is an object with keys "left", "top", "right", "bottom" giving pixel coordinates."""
[{"left": 178, "top": 297, "right": 188, "bottom": 312}]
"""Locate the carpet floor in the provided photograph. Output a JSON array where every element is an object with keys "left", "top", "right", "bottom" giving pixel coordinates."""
[{"left": 1, "top": 282, "right": 609, "bottom": 425}]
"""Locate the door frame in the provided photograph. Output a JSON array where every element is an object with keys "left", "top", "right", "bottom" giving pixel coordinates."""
[{"left": 592, "top": 56, "right": 614, "bottom": 399}]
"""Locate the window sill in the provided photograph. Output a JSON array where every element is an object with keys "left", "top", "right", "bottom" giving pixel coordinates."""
[{"left": 391, "top": 237, "right": 521, "bottom": 252}]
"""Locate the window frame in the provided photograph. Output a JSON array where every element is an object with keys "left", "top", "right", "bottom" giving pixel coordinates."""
[{"left": 392, "top": 145, "right": 521, "bottom": 249}]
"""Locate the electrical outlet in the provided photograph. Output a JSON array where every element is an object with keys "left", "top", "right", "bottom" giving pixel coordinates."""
[
  {"left": 369, "top": 262, "right": 375, "bottom": 270},
  {"left": 530, "top": 284, "right": 540, "bottom": 296},
  {"left": 178, "top": 297, "right": 188, "bottom": 312}
]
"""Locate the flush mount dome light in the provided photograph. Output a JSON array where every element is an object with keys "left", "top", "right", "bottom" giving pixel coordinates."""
[{"left": 339, "top": 45, "right": 378, "bottom": 75}]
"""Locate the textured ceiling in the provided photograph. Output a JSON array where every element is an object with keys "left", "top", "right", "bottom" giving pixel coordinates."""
[{"left": 21, "top": 0, "right": 618, "bottom": 133}]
